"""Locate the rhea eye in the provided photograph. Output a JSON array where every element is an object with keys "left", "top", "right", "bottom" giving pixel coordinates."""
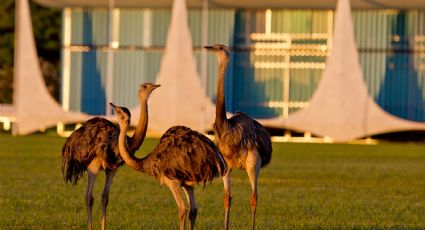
[{"left": 219, "top": 47, "right": 223, "bottom": 50}]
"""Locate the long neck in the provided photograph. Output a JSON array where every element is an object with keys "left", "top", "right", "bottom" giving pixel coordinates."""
[
  {"left": 128, "top": 98, "right": 148, "bottom": 152},
  {"left": 118, "top": 122, "right": 145, "bottom": 172},
  {"left": 216, "top": 57, "right": 229, "bottom": 128}
]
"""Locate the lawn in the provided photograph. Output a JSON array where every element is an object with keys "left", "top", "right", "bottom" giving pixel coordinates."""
[{"left": 1, "top": 134, "right": 425, "bottom": 229}]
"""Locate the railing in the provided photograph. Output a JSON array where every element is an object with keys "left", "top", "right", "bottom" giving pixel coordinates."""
[{"left": 250, "top": 32, "right": 329, "bottom": 118}]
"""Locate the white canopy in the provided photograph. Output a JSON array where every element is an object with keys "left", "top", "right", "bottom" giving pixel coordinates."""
[
  {"left": 0, "top": 104, "right": 15, "bottom": 118},
  {"left": 33, "top": 0, "right": 425, "bottom": 9}
]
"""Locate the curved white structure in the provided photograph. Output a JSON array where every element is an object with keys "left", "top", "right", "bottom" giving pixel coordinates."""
[
  {"left": 8, "top": 0, "right": 215, "bottom": 135},
  {"left": 10, "top": 0, "right": 89, "bottom": 136},
  {"left": 131, "top": 0, "right": 216, "bottom": 134},
  {"left": 260, "top": 0, "right": 425, "bottom": 142},
  {"left": 8, "top": 0, "right": 425, "bottom": 141}
]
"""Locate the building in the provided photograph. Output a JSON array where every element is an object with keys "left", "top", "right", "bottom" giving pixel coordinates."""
[
  {"left": 34, "top": 0, "right": 425, "bottom": 122},
  {"left": 6, "top": 0, "right": 425, "bottom": 141}
]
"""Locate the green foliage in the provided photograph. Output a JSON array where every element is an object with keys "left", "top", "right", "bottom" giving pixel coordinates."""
[
  {"left": 1, "top": 135, "right": 425, "bottom": 229},
  {"left": 0, "top": 0, "right": 14, "bottom": 66},
  {"left": 30, "top": 1, "right": 61, "bottom": 61},
  {"left": 0, "top": 1, "right": 61, "bottom": 103},
  {"left": 0, "top": 0, "right": 15, "bottom": 103},
  {"left": 30, "top": 1, "right": 62, "bottom": 101}
]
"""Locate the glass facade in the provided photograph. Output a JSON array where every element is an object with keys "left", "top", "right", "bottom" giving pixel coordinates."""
[{"left": 62, "top": 8, "right": 425, "bottom": 121}]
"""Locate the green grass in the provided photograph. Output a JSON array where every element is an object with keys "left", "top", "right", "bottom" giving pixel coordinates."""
[{"left": 1, "top": 134, "right": 425, "bottom": 229}]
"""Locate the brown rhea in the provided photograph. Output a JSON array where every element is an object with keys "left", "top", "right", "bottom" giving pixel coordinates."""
[
  {"left": 205, "top": 44, "right": 272, "bottom": 230},
  {"left": 61, "top": 83, "right": 160, "bottom": 230},
  {"left": 112, "top": 103, "right": 227, "bottom": 230}
]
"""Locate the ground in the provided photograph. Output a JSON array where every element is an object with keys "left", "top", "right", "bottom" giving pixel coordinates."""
[{"left": 0, "top": 134, "right": 424, "bottom": 229}]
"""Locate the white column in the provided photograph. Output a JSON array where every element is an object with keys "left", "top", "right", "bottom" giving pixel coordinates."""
[
  {"left": 143, "top": 9, "right": 152, "bottom": 47},
  {"left": 200, "top": 0, "right": 208, "bottom": 132},
  {"left": 105, "top": 0, "right": 115, "bottom": 115},
  {"left": 62, "top": 7, "right": 72, "bottom": 111},
  {"left": 327, "top": 10, "right": 334, "bottom": 52}
]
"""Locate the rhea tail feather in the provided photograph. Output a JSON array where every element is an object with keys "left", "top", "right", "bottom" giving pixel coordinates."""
[{"left": 62, "top": 141, "right": 87, "bottom": 184}]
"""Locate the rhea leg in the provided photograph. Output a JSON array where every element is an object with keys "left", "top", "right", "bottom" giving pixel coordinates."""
[
  {"left": 164, "top": 178, "right": 187, "bottom": 230},
  {"left": 86, "top": 171, "right": 97, "bottom": 230},
  {"left": 246, "top": 151, "right": 261, "bottom": 230},
  {"left": 183, "top": 186, "right": 198, "bottom": 230},
  {"left": 101, "top": 169, "right": 117, "bottom": 230},
  {"left": 223, "top": 170, "right": 232, "bottom": 230}
]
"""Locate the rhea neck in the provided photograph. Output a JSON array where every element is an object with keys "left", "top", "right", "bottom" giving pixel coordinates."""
[
  {"left": 216, "top": 54, "right": 230, "bottom": 128},
  {"left": 128, "top": 94, "right": 149, "bottom": 152},
  {"left": 118, "top": 118, "right": 149, "bottom": 172}
]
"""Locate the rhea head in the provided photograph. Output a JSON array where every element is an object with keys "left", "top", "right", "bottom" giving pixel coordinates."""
[
  {"left": 110, "top": 103, "right": 131, "bottom": 128},
  {"left": 138, "top": 83, "right": 161, "bottom": 101},
  {"left": 204, "top": 44, "right": 230, "bottom": 62}
]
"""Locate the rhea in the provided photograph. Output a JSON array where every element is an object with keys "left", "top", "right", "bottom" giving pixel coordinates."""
[
  {"left": 205, "top": 44, "right": 272, "bottom": 230},
  {"left": 61, "top": 83, "right": 160, "bottom": 230},
  {"left": 112, "top": 103, "right": 227, "bottom": 230}
]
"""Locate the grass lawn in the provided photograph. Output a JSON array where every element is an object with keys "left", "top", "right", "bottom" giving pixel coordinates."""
[{"left": 1, "top": 134, "right": 425, "bottom": 229}]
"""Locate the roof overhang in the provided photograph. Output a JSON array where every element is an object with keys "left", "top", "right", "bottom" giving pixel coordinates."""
[{"left": 33, "top": 0, "right": 425, "bottom": 9}]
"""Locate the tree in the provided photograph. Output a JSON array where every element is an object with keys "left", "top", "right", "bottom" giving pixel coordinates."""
[
  {"left": 0, "top": 0, "right": 61, "bottom": 104},
  {"left": 0, "top": 0, "right": 15, "bottom": 103},
  {"left": 30, "top": 1, "right": 62, "bottom": 101}
]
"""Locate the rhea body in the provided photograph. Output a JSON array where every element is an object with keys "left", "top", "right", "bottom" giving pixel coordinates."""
[
  {"left": 205, "top": 44, "right": 272, "bottom": 230},
  {"left": 113, "top": 104, "right": 227, "bottom": 230},
  {"left": 61, "top": 83, "right": 160, "bottom": 230}
]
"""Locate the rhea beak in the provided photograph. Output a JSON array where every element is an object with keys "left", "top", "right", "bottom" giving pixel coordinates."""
[
  {"left": 152, "top": 84, "right": 161, "bottom": 90},
  {"left": 204, "top": 46, "right": 214, "bottom": 51},
  {"left": 109, "top": 102, "right": 117, "bottom": 115}
]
